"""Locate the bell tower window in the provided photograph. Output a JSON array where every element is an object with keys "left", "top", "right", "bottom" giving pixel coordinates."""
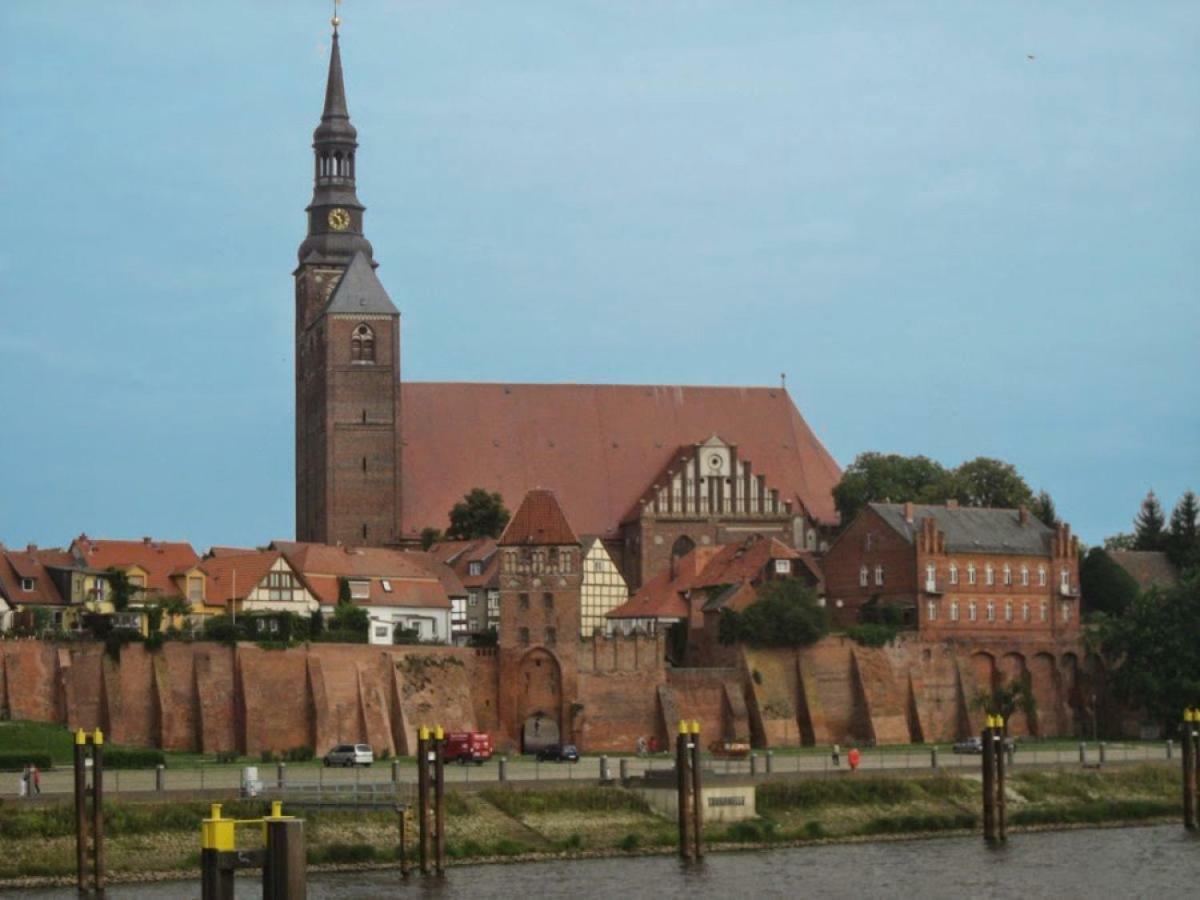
[{"left": 351, "top": 323, "right": 375, "bottom": 363}]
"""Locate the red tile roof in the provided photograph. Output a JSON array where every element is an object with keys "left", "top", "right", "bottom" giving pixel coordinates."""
[
  {"left": 200, "top": 550, "right": 282, "bottom": 605},
  {"left": 271, "top": 542, "right": 451, "bottom": 609},
  {"left": 0, "top": 545, "right": 67, "bottom": 607},
  {"left": 690, "top": 535, "right": 801, "bottom": 589},
  {"left": 606, "top": 568, "right": 690, "bottom": 620},
  {"left": 499, "top": 490, "right": 579, "bottom": 546},
  {"left": 69, "top": 535, "right": 200, "bottom": 597},
  {"left": 429, "top": 538, "right": 500, "bottom": 589},
  {"left": 398, "top": 383, "right": 842, "bottom": 538}
]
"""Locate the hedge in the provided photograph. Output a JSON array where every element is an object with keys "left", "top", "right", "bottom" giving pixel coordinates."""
[
  {"left": 102, "top": 748, "right": 166, "bottom": 769},
  {"left": 0, "top": 753, "right": 53, "bottom": 772}
]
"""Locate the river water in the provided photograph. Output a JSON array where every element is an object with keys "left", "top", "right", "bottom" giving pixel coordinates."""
[{"left": 10, "top": 825, "right": 1198, "bottom": 898}]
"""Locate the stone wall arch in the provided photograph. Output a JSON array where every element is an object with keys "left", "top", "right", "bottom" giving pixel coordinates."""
[
  {"left": 1029, "top": 652, "right": 1061, "bottom": 736},
  {"left": 517, "top": 648, "right": 563, "bottom": 753},
  {"left": 999, "top": 652, "right": 1031, "bottom": 736}
]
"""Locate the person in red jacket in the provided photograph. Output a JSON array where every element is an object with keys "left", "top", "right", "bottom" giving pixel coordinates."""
[{"left": 848, "top": 747, "right": 861, "bottom": 773}]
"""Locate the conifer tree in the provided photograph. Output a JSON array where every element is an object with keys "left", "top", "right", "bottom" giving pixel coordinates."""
[
  {"left": 1132, "top": 490, "right": 1167, "bottom": 551},
  {"left": 1168, "top": 490, "right": 1199, "bottom": 570},
  {"left": 1031, "top": 490, "right": 1058, "bottom": 527}
]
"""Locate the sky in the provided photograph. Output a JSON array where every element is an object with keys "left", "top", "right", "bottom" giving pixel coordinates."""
[{"left": 0, "top": 1, "right": 1196, "bottom": 551}]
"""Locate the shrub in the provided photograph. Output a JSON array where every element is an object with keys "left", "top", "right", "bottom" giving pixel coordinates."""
[
  {"left": 260, "top": 749, "right": 278, "bottom": 764},
  {"left": 718, "top": 580, "right": 829, "bottom": 648},
  {"left": 553, "top": 833, "right": 584, "bottom": 852},
  {"left": 845, "top": 623, "right": 900, "bottom": 647},
  {"left": 215, "top": 751, "right": 239, "bottom": 764},
  {"left": 283, "top": 746, "right": 314, "bottom": 763},
  {"left": 0, "top": 753, "right": 53, "bottom": 772},
  {"left": 723, "top": 818, "right": 778, "bottom": 843},
  {"left": 616, "top": 833, "right": 640, "bottom": 852},
  {"left": 490, "top": 839, "right": 530, "bottom": 857},
  {"left": 802, "top": 820, "right": 826, "bottom": 839},
  {"left": 758, "top": 776, "right": 920, "bottom": 811},
  {"left": 103, "top": 748, "right": 166, "bottom": 769},
  {"left": 482, "top": 787, "right": 649, "bottom": 817},
  {"left": 861, "top": 812, "right": 975, "bottom": 835}
]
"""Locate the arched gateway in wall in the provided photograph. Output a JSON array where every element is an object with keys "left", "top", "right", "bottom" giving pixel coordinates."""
[{"left": 517, "top": 648, "right": 563, "bottom": 752}]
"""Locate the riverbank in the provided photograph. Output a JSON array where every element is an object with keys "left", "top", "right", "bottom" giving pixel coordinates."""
[{"left": 0, "top": 764, "right": 1180, "bottom": 890}]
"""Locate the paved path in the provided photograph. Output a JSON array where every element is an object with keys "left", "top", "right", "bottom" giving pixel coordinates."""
[{"left": 1, "top": 742, "right": 1176, "bottom": 800}]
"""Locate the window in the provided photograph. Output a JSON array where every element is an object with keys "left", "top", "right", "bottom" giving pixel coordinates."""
[
  {"left": 949, "top": 564, "right": 959, "bottom": 586},
  {"left": 128, "top": 574, "right": 146, "bottom": 588},
  {"left": 1021, "top": 565, "right": 1029, "bottom": 586},
  {"left": 468, "top": 590, "right": 479, "bottom": 608},
  {"left": 1060, "top": 568, "right": 1070, "bottom": 593},
  {"left": 985, "top": 565, "right": 995, "bottom": 586},
  {"left": 350, "top": 323, "right": 375, "bottom": 363},
  {"left": 1005, "top": 600, "right": 1013, "bottom": 622},
  {"left": 20, "top": 577, "right": 34, "bottom": 592},
  {"left": 187, "top": 576, "right": 204, "bottom": 604},
  {"left": 267, "top": 570, "right": 295, "bottom": 602},
  {"left": 1061, "top": 602, "right": 1071, "bottom": 623},
  {"left": 1022, "top": 602, "right": 1030, "bottom": 622},
  {"left": 968, "top": 564, "right": 977, "bottom": 586},
  {"left": 968, "top": 600, "right": 977, "bottom": 622},
  {"left": 543, "top": 592, "right": 554, "bottom": 610},
  {"left": 1003, "top": 565, "right": 1012, "bottom": 586},
  {"left": 545, "top": 627, "right": 557, "bottom": 646},
  {"left": 950, "top": 600, "right": 960, "bottom": 622},
  {"left": 374, "top": 625, "right": 390, "bottom": 640},
  {"left": 986, "top": 600, "right": 995, "bottom": 622},
  {"left": 925, "top": 563, "right": 936, "bottom": 591},
  {"left": 519, "top": 592, "right": 529, "bottom": 610},
  {"left": 468, "top": 561, "right": 482, "bottom": 576},
  {"left": 927, "top": 600, "right": 937, "bottom": 622},
  {"left": 874, "top": 565, "right": 884, "bottom": 586},
  {"left": 774, "top": 559, "right": 792, "bottom": 575},
  {"left": 451, "top": 597, "right": 467, "bottom": 631},
  {"left": 859, "top": 566, "right": 869, "bottom": 587},
  {"left": 349, "top": 580, "right": 369, "bottom": 600},
  {"left": 1039, "top": 601, "right": 1048, "bottom": 622},
  {"left": 381, "top": 579, "right": 392, "bottom": 593},
  {"left": 1038, "top": 565, "right": 1047, "bottom": 587},
  {"left": 518, "top": 627, "right": 530, "bottom": 647}
]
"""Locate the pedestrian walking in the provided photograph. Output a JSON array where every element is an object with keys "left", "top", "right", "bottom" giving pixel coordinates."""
[
  {"left": 31, "top": 764, "right": 41, "bottom": 796},
  {"left": 19, "top": 765, "right": 29, "bottom": 799},
  {"left": 832, "top": 743, "right": 840, "bottom": 767},
  {"left": 848, "top": 746, "right": 861, "bottom": 773}
]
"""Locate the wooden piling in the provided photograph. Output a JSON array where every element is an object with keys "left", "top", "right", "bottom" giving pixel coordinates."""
[
  {"left": 1185, "top": 709, "right": 1198, "bottom": 830},
  {"left": 676, "top": 721, "right": 691, "bottom": 860},
  {"left": 434, "top": 726, "right": 446, "bottom": 876},
  {"left": 263, "top": 816, "right": 306, "bottom": 899},
  {"left": 417, "top": 727, "right": 431, "bottom": 874},
  {"left": 981, "top": 719, "right": 995, "bottom": 842},
  {"left": 995, "top": 717, "right": 1007, "bottom": 842},
  {"left": 91, "top": 729, "right": 106, "bottom": 896},
  {"left": 688, "top": 720, "right": 703, "bottom": 860}
]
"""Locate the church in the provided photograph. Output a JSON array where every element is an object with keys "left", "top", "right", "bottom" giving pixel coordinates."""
[{"left": 294, "top": 23, "right": 843, "bottom": 589}]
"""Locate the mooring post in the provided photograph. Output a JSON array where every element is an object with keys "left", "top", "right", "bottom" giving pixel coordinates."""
[
  {"left": 73, "top": 728, "right": 88, "bottom": 897},
  {"left": 417, "top": 726, "right": 431, "bottom": 874},
  {"left": 263, "top": 802, "right": 306, "bottom": 900},
  {"left": 434, "top": 725, "right": 446, "bottom": 876},
  {"left": 92, "top": 728, "right": 105, "bottom": 897},
  {"left": 619, "top": 758, "right": 629, "bottom": 782},
  {"left": 930, "top": 746, "right": 939, "bottom": 769},
  {"left": 200, "top": 803, "right": 235, "bottom": 900},
  {"left": 994, "top": 716, "right": 1007, "bottom": 843},
  {"left": 392, "top": 758, "right": 400, "bottom": 784},
  {"left": 689, "top": 720, "right": 703, "bottom": 860},
  {"left": 676, "top": 720, "right": 691, "bottom": 860},
  {"left": 277, "top": 761, "right": 286, "bottom": 789},
  {"left": 156, "top": 764, "right": 166, "bottom": 792},
  {"left": 1184, "top": 709, "right": 1198, "bottom": 830},
  {"left": 981, "top": 717, "right": 995, "bottom": 842}
]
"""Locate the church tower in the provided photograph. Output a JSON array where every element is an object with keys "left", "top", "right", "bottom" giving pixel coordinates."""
[{"left": 295, "top": 17, "right": 401, "bottom": 546}]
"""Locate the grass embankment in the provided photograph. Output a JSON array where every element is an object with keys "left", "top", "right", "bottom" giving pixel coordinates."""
[{"left": 0, "top": 766, "right": 1180, "bottom": 883}]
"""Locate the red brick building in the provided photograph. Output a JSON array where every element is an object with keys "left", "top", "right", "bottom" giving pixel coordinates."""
[
  {"left": 822, "top": 501, "right": 1081, "bottom": 639},
  {"left": 292, "top": 27, "right": 842, "bottom": 588}
]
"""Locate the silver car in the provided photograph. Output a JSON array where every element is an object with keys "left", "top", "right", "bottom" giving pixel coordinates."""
[{"left": 323, "top": 743, "right": 374, "bottom": 767}]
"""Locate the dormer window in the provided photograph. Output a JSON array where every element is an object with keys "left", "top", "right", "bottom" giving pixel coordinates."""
[
  {"left": 350, "top": 323, "right": 375, "bottom": 363},
  {"left": 468, "top": 561, "right": 482, "bottom": 576},
  {"left": 774, "top": 559, "right": 792, "bottom": 575},
  {"left": 21, "top": 577, "right": 35, "bottom": 592},
  {"left": 349, "top": 579, "right": 370, "bottom": 600},
  {"left": 187, "top": 576, "right": 204, "bottom": 604}
]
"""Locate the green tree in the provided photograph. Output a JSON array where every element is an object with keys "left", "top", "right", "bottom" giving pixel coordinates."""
[
  {"left": 1104, "top": 533, "right": 1136, "bottom": 552},
  {"left": 104, "top": 567, "right": 142, "bottom": 612},
  {"left": 1031, "top": 490, "right": 1058, "bottom": 528},
  {"left": 974, "top": 676, "right": 1037, "bottom": 725},
  {"left": 1167, "top": 490, "right": 1199, "bottom": 571},
  {"left": 832, "top": 453, "right": 952, "bottom": 524},
  {"left": 1079, "top": 547, "right": 1140, "bottom": 617},
  {"left": 1132, "top": 490, "right": 1167, "bottom": 551},
  {"left": 331, "top": 600, "right": 369, "bottom": 636},
  {"left": 1097, "top": 575, "right": 1200, "bottom": 730},
  {"left": 420, "top": 527, "right": 443, "bottom": 551},
  {"left": 446, "top": 489, "right": 510, "bottom": 540},
  {"left": 949, "top": 458, "right": 1034, "bottom": 510},
  {"left": 717, "top": 580, "right": 829, "bottom": 648}
]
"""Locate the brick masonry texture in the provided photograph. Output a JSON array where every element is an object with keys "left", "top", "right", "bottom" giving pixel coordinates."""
[{"left": 0, "top": 630, "right": 1122, "bottom": 753}]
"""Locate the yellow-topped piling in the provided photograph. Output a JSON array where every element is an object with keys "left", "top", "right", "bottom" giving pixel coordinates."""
[
  {"left": 678, "top": 719, "right": 688, "bottom": 735},
  {"left": 75, "top": 728, "right": 87, "bottom": 745},
  {"left": 91, "top": 728, "right": 104, "bottom": 746},
  {"left": 201, "top": 803, "right": 235, "bottom": 852},
  {"left": 434, "top": 725, "right": 444, "bottom": 740},
  {"left": 690, "top": 720, "right": 700, "bottom": 734}
]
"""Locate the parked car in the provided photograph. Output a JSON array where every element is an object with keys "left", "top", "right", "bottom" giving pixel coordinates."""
[
  {"left": 535, "top": 743, "right": 580, "bottom": 763},
  {"left": 444, "top": 731, "right": 493, "bottom": 765},
  {"left": 323, "top": 744, "right": 374, "bottom": 767},
  {"left": 953, "top": 736, "right": 1017, "bottom": 755},
  {"left": 709, "top": 740, "right": 751, "bottom": 759}
]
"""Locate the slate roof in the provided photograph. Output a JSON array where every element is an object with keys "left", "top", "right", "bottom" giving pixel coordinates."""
[
  {"left": 1108, "top": 551, "right": 1180, "bottom": 592},
  {"left": 398, "top": 383, "right": 842, "bottom": 539},
  {"left": 870, "top": 503, "right": 1054, "bottom": 555},
  {"left": 498, "top": 490, "right": 579, "bottom": 546},
  {"left": 324, "top": 251, "right": 398, "bottom": 316}
]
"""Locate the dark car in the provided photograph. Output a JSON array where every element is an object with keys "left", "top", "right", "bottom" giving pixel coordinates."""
[
  {"left": 535, "top": 743, "right": 580, "bottom": 763},
  {"left": 953, "top": 736, "right": 1017, "bottom": 755}
]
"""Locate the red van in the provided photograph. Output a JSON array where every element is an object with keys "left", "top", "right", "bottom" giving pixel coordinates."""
[{"left": 443, "top": 731, "right": 493, "bottom": 764}]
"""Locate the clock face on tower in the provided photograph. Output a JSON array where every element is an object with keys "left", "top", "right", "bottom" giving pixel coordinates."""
[{"left": 327, "top": 208, "right": 351, "bottom": 231}]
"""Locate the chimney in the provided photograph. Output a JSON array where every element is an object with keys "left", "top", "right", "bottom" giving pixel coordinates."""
[
  {"left": 26, "top": 543, "right": 37, "bottom": 554},
  {"left": 1018, "top": 506, "right": 1029, "bottom": 525},
  {"left": 946, "top": 499, "right": 959, "bottom": 510},
  {"left": 903, "top": 501, "right": 915, "bottom": 524}
]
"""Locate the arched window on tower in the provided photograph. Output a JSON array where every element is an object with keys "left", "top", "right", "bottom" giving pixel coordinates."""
[
  {"left": 351, "top": 323, "right": 375, "bottom": 363},
  {"left": 334, "top": 151, "right": 343, "bottom": 176}
]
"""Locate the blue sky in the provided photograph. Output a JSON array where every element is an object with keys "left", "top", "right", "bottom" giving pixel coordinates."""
[{"left": 1, "top": 1, "right": 1196, "bottom": 550}]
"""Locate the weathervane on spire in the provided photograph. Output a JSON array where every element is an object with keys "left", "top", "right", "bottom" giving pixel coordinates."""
[{"left": 331, "top": 0, "right": 342, "bottom": 33}]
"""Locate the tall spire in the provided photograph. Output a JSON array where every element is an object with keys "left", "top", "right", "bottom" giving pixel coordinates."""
[{"left": 297, "top": 6, "right": 373, "bottom": 266}]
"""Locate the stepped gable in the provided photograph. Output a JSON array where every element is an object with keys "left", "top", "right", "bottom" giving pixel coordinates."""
[
  {"left": 399, "top": 383, "right": 842, "bottom": 539},
  {"left": 498, "top": 489, "right": 579, "bottom": 546},
  {"left": 870, "top": 503, "right": 1053, "bottom": 554}
]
